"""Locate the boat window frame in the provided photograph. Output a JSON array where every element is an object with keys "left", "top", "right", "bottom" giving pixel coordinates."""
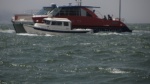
[
  {"left": 64, "top": 22, "right": 69, "bottom": 26},
  {"left": 54, "top": 7, "right": 81, "bottom": 16},
  {"left": 43, "top": 20, "right": 51, "bottom": 25}
]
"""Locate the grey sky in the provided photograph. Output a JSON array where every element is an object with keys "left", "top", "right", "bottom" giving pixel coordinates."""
[{"left": 0, "top": 0, "right": 150, "bottom": 23}]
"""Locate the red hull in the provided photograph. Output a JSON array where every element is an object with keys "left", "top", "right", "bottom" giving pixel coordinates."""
[{"left": 32, "top": 16, "right": 130, "bottom": 32}]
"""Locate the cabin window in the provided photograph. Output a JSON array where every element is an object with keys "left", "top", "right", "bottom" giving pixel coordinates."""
[
  {"left": 43, "top": 20, "right": 51, "bottom": 25},
  {"left": 51, "top": 21, "right": 62, "bottom": 26},
  {"left": 46, "top": 21, "right": 51, "bottom": 25},
  {"left": 36, "top": 9, "right": 47, "bottom": 15},
  {"left": 81, "top": 9, "right": 92, "bottom": 17},
  {"left": 64, "top": 22, "right": 69, "bottom": 26},
  {"left": 51, "top": 8, "right": 61, "bottom": 16},
  {"left": 56, "top": 8, "right": 80, "bottom": 16}
]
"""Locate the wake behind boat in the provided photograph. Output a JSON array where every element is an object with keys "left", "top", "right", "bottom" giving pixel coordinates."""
[{"left": 23, "top": 17, "right": 93, "bottom": 35}]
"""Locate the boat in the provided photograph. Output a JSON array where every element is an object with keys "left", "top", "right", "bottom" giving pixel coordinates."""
[
  {"left": 23, "top": 17, "right": 93, "bottom": 35},
  {"left": 31, "top": 0, "right": 132, "bottom": 33},
  {"left": 11, "top": 4, "right": 57, "bottom": 33}
]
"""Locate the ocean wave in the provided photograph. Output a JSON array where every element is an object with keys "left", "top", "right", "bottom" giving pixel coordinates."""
[
  {"left": 11, "top": 63, "right": 33, "bottom": 68},
  {"left": 17, "top": 33, "right": 54, "bottom": 37},
  {"left": 0, "top": 29, "right": 15, "bottom": 33},
  {"left": 105, "top": 68, "right": 130, "bottom": 74},
  {"left": 80, "top": 43, "right": 92, "bottom": 45},
  {"left": 60, "top": 66, "right": 130, "bottom": 74},
  {"left": 94, "top": 32, "right": 127, "bottom": 36},
  {"left": 95, "top": 67, "right": 130, "bottom": 74},
  {"left": 132, "top": 30, "right": 150, "bottom": 33}
]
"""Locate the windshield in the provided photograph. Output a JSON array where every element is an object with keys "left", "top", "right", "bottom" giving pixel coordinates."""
[
  {"left": 50, "top": 8, "right": 62, "bottom": 16},
  {"left": 36, "top": 9, "right": 48, "bottom": 15}
]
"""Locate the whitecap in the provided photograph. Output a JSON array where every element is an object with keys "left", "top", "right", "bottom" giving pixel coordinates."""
[
  {"left": 17, "top": 33, "right": 39, "bottom": 36},
  {"left": 106, "top": 68, "right": 129, "bottom": 74},
  {"left": 132, "top": 30, "right": 150, "bottom": 33},
  {"left": 80, "top": 43, "right": 91, "bottom": 45},
  {"left": 11, "top": 63, "right": 32, "bottom": 68},
  {"left": 0, "top": 29, "right": 15, "bottom": 33},
  {"left": 94, "top": 32, "right": 124, "bottom": 36},
  {"left": 98, "top": 67, "right": 129, "bottom": 74},
  {"left": 45, "top": 34, "right": 54, "bottom": 37},
  {"left": 17, "top": 33, "right": 54, "bottom": 37}
]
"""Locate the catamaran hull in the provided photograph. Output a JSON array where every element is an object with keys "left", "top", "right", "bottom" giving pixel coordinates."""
[
  {"left": 12, "top": 23, "right": 27, "bottom": 33},
  {"left": 12, "top": 21, "right": 34, "bottom": 33}
]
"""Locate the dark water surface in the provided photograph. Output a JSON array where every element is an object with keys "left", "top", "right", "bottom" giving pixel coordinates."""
[{"left": 0, "top": 24, "right": 150, "bottom": 84}]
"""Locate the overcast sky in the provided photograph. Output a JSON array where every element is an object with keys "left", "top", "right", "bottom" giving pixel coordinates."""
[{"left": 0, "top": 0, "right": 150, "bottom": 23}]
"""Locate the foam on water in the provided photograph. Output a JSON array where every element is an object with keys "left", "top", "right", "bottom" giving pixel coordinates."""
[
  {"left": 80, "top": 43, "right": 91, "bottom": 45},
  {"left": 0, "top": 29, "right": 15, "bottom": 33},
  {"left": 106, "top": 68, "right": 130, "bottom": 74},
  {"left": 97, "top": 67, "right": 130, "bottom": 74},
  {"left": 132, "top": 30, "right": 150, "bottom": 33},
  {"left": 17, "top": 33, "right": 54, "bottom": 37},
  {"left": 94, "top": 32, "right": 127, "bottom": 36},
  {"left": 45, "top": 34, "right": 54, "bottom": 37}
]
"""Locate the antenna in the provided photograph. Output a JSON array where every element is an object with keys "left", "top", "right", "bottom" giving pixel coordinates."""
[
  {"left": 119, "top": 0, "right": 121, "bottom": 21},
  {"left": 75, "top": 0, "right": 82, "bottom": 6}
]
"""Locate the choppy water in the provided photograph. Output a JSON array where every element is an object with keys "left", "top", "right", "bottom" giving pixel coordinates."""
[{"left": 0, "top": 24, "right": 150, "bottom": 84}]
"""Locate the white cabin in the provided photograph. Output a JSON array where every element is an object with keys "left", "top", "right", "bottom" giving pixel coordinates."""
[{"left": 34, "top": 18, "right": 71, "bottom": 31}]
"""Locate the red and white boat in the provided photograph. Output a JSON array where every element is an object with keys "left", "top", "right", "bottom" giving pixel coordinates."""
[{"left": 31, "top": 0, "right": 132, "bottom": 33}]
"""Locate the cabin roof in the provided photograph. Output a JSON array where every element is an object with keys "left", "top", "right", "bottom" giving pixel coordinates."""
[
  {"left": 44, "top": 18, "right": 71, "bottom": 22},
  {"left": 58, "top": 6, "right": 100, "bottom": 8},
  {"left": 43, "top": 5, "right": 100, "bottom": 9}
]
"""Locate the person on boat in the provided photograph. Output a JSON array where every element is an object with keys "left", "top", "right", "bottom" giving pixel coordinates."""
[
  {"left": 103, "top": 15, "right": 107, "bottom": 20},
  {"left": 93, "top": 10, "right": 95, "bottom": 13},
  {"left": 108, "top": 14, "right": 112, "bottom": 20}
]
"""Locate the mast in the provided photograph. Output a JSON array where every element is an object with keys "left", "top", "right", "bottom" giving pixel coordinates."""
[{"left": 119, "top": 0, "right": 121, "bottom": 21}]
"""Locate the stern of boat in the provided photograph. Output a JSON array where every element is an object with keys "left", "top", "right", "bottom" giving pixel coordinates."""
[{"left": 11, "top": 14, "right": 33, "bottom": 33}]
